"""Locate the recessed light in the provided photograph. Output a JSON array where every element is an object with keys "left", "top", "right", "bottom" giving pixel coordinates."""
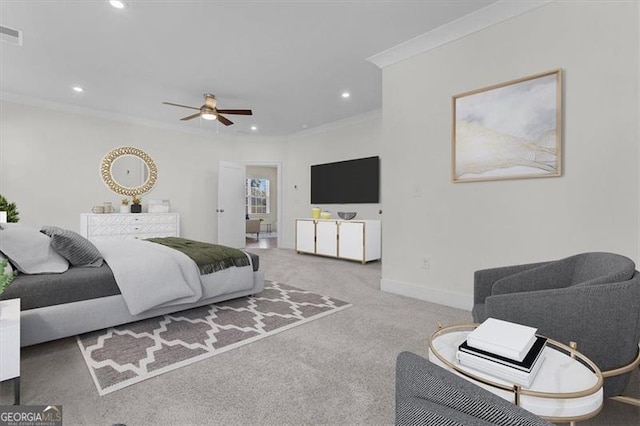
[
  {"left": 341, "top": 92, "right": 350, "bottom": 99},
  {"left": 72, "top": 86, "right": 84, "bottom": 93},
  {"left": 250, "top": 126, "right": 257, "bottom": 131},
  {"left": 109, "top": 0, "right": 127, "bottom": 9}
]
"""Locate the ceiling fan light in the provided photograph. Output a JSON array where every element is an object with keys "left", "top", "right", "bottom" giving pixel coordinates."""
[
  {"left": 201, "top": 112, "right": 217, "bottom": 121},
  {"left": 109, "top": 0, "right": 128, "bottom": 9}
]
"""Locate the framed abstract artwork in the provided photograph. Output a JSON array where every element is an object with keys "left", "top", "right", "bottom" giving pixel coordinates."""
[{"left": 452, "top": 69, "right": 563, "bottom": 183}]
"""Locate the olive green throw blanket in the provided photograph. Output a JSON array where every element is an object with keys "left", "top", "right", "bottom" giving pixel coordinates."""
[{"left": 146, "top": 237, "right": 251, "bottom": 275}]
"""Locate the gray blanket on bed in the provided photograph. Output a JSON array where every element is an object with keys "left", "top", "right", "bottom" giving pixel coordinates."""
[
  {"left": 94, "top": 239, "right": 203, "bottom": 315},
  {"left": 0, "top": 263, "right": 120, "bottom": 310}
]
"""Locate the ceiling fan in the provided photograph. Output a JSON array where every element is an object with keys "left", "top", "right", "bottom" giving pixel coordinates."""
[{"left": 163, "top": 93, "right": 252, "bottom": 126}]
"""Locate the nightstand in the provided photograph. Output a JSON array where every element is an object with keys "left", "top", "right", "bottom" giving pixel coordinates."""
[{"left": 0, "top": 298, "right": 20, "bottom": 405}]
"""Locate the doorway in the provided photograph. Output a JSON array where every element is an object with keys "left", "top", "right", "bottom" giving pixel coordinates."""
[{"left": 245, "top": 162, "right": 281, "bottom": 249}]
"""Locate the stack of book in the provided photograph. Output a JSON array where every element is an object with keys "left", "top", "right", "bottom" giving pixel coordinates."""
[{"left": 456, "top": 318, "right": 547, "bottom": 387}]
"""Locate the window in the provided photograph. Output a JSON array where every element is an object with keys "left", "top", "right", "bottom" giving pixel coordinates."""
[{"left": 246, "top": 178, "right": 270, "bottom": 215}]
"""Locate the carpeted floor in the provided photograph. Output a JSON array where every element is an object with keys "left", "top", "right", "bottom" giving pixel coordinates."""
[
  {"left": 77, "top": 281, "right": 350, "bottom": 395},
  {"left": 1, "top": 248, "right": 638, "bottom": 425}
]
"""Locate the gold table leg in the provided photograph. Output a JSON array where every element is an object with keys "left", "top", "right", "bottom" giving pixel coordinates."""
[{"left": 609, "top": 395, "right": 640, "bottom": 407}]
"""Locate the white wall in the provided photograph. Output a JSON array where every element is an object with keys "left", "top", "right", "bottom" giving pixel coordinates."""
[
  {"left": 0, "top": 100, "right": 255, "bottom": 243},
  {"left": 381, "top": 1, "right": 640, "bottom": 309},
  {"left": 0, "top": 100, "right": 383, "bottom": 250},
  {"left": 246, "top": 165, "right": 278, "bottom": 230},
  {"left": 280, "top": 112, "right": 383, "bottom": 248}
]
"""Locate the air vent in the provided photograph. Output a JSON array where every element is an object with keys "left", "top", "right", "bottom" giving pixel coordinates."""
[{"left": 1, "top": 25, "right": 22, "bottom": 45}]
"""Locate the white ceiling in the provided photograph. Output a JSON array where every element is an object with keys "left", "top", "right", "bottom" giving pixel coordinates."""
[{"left": 0, "top": 0, "right": 496, "bottom": 136}]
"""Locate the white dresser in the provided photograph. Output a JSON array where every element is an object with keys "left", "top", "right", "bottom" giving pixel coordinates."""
[{"left": 80, "top": 213, "right": 180, "bottom": 242}]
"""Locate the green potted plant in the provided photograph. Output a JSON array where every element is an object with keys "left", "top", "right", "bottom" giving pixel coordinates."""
[
  {"left": 0, "top": 259, "right": 15, "bottom": 296},
  {"left": 0, "top": 194, "right": 20, "bottom": 223}
]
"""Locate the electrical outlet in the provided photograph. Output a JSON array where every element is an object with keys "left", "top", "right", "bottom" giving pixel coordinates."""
[{"left": 422, "top": 256, "right": 431, "bottom": 269}]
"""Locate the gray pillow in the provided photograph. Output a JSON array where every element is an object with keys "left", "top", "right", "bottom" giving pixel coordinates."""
[
  {"left": 41, "top": 226, "right": 104, "bottom": 267},
  {"left": 0, "top": 225, "right": 69, "bottom": 274}
]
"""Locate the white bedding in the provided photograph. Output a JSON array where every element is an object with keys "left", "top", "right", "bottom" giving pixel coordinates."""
[
  {"left": 200, "top": 255, "right": 254, "bottom": 299},
  {"left": 95, "top": 239, "right": 204, "bottom": 315}
]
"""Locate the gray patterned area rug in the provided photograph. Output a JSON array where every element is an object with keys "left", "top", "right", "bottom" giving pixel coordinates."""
[{"left": 77, "top": 281, "right": 351, "bottom": 395}]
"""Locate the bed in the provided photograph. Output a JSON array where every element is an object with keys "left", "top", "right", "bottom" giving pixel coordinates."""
[{"left": 0, "top": 225, "right": 264, "bottom": 347}]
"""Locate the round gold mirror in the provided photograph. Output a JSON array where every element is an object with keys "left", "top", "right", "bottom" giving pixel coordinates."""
[{"left": 100, "top": 147, "right": 157, "bottom": 196}]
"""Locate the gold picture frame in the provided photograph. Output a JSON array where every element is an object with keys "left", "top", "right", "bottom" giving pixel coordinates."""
[{"left": 452, "top": 69, "right": 563, "bottom": 183}]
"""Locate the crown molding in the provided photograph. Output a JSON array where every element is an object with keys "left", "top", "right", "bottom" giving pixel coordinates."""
[
  {"left": 1, "top": 91, "right": 382, "bottom": 140},
  {"left": 287, "top": 108, "right": 382, "bottom": 139},
  {"left": 0, "top": 91, "right": 240, "bottom": 142},
  {"left": 367, "top": 0, "right": 554, "bottom": 69}
]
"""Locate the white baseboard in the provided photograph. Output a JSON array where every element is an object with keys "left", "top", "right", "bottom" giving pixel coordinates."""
[{"left": 380, "top": 278, "right": 473, "bottom": 311}]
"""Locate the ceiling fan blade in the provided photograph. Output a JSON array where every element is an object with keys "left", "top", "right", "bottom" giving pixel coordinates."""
[
  {"left": 217, "top": 114, "right": 233, "bottom": 126},
  {"left": 216, "top": 109, "right": 252, "bottom": 115},
  {"left": 180, "top": 112, "right": 202, "bottom": 121},
  {"left": 163, "top": 102, "right": 200, "bottom": 110}
]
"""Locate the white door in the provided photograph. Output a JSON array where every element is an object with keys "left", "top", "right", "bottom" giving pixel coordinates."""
[
  {"left": 296, "top": 220, "right": 316, "bottom": 253},
  {"left": 338, "top": 221, "right": 364, "bottom": 262},
  {"left": 217, "top": 161, "right": 245, "bottom": 248},
  {"left": 316, "top": 220, "right": 338, "bottom": 257}
]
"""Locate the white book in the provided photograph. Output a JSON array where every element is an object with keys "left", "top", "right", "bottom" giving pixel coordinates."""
[
  {"left": 467, "top": 318, "right": 537, "bottom": 362},
  {"left": 457, "top": 350, "right": 546, "bottom": 388}
]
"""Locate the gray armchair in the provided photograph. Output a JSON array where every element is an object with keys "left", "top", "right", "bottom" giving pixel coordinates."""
[
  {"left": 245, "top": 219, "right": 261, "bottom": 239},
  {"left": 396, "top": 351, "right": 551, "bottom": 426},
  {"left": 472, "top": 252, "right": 640, "bottom": 397}
]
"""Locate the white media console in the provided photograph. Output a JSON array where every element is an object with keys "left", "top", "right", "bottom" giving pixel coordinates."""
[{"left": 295, "top": 219, "right": 381, "bottom": 264}]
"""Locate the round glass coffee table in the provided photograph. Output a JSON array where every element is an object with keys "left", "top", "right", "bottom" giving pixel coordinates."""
[{"left": 429, "top": 323, "right": 603, "bottom": 424}]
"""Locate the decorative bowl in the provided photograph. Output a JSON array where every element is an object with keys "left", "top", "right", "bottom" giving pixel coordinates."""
[
  {"left": 338, "top": 212, "right": 357, "bottom": 220},
  {"left": 320, "top": 211, "right": 332, "bottom": 220}
]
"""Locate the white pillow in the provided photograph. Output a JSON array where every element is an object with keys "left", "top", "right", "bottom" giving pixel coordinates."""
[{"left": 0, "top": 224, "right": 69, "bottom": 274}]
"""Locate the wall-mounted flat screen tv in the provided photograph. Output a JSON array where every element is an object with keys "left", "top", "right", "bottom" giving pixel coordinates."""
[{"left": 311, "top": 156, "right": 380, "bottom": 204}]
